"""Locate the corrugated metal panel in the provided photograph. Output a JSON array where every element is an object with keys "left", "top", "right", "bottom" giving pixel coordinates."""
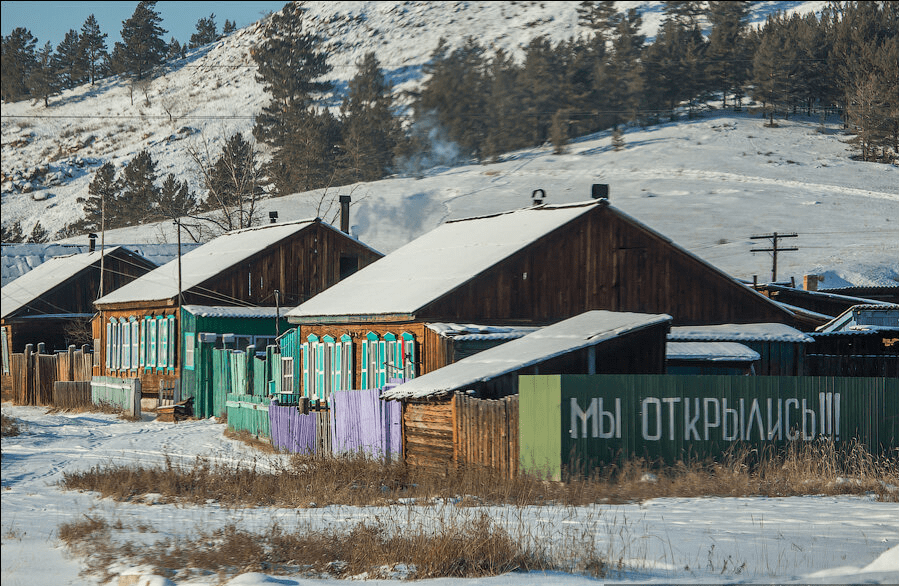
[{"left": 520, "top": 374, "right": 899, "bottom": 479}]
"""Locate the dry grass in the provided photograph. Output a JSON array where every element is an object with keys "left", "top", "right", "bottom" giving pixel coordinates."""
[
  {"left": 1, "top": 413, "right": 21, "bottom": 437},
  {"left": 58, "top": 509, "right": 603, "bottom": 582},
  {"left": 59, "top": 439, "right": 898, "bottom": 508},
  {"left": 46, "top": 401, "right": 142, "bottom": 422}
]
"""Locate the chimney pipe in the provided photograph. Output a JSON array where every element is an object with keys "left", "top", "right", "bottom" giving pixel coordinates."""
[
  {"left": 269, "top": 211, "right": 278, "bottom": 224},
  {"left": 803, "top": 274, "right": 819, "bottom": 291},
  {"left": 591, "top": 184, "right": 609, "bottom": 200},
  {"left": 88, "top": 233, "right": 97, "bottom": 252},
  {"left": 532, "top": 189, "right": 545, "bottom": 206},
  {"left": 339, "top": 195, "right": 351, "bottom": 233}
]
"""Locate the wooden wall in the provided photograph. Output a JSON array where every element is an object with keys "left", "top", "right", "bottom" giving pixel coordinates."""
[
  {"left": 184, "top": 221, "right": 382, "bottom": 307},
  {"left": 420, "top": 205, "right": 794, "bottom": 327},
  {"left": 403, "top": 399, "right": 455, "bottom": 472}
]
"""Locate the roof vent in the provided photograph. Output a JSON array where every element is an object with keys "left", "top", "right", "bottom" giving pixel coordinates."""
[
  {"left": 591, "top": 184, "right": 609, "bottom": 200},
  {"left": 532, "top": 189, "right": 545, "bottom": 206},
  {"left": 269, "top": 211, "right": 278, "bottom": 224},
  {"left": 88, "top": 233, "right": 98, "bottom": 252},
  {"left": 339, "top": 195, "right": 351, "bottom": 233}
]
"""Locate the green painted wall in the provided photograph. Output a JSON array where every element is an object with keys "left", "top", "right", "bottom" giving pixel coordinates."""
[{"left": 520, "top": 375, "right": 899, "bottom": 478}]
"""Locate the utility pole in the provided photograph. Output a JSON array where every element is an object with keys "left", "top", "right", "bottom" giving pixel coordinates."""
[{"left": 750, "top": 232, "right": 798, "bottom": 283}]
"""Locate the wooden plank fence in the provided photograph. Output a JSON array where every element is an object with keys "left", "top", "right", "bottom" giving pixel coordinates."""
[
  {"left": 453, "top": 392, "right": 519, "bottom": 479},
  {"left": 10, "top": 344, "right": 92, "bottom": 406},
  {"left": 52, "top": 381, "right": 93, "bottom": 409}
]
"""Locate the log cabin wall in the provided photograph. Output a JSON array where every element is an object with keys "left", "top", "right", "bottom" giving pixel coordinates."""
[
  {"left": 420, "top": 205, "right": 793, "bottom": 327},
  {"left": 184, "top": 222, "right": 382, "bottom": 308},
  {"left": 402, "top": 399, "right": 455, "bottom": 472}
]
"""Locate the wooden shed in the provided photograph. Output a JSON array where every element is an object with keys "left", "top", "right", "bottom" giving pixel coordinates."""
[
  {"left": 807, "top": 304, "right": 899, "bottom": 377},
  {"left": 667, "top": 323, "right": 814, "bottom": 376},
  {"left": 284, "top": 197, "right": 797, "bottom": 399},
  {"left": 381, "top": 311, "right": 671, "bottom": 471},
  {"left": 1, "top": 246, "right": 157, "bottom": 353},
  {"left": 92, "top": 219, "right": 382, "bottom": 393}
]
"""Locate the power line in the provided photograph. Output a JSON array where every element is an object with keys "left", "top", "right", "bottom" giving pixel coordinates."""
[{"left": 750, "top": 232, "right": 798, "bottom": 282}]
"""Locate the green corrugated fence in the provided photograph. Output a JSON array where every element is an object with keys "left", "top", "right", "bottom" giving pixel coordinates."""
[{"left": 520, "top": 375, "right": 899, "bottom": 480}]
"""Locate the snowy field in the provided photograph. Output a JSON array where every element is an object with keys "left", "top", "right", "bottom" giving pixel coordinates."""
[{"left": 2, "top": 403, "right": 897, "bottom": 586}]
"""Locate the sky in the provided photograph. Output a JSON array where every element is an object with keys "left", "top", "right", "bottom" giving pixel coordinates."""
[{"left": 0, "top": 1, "right": 286, "bottom": 48}]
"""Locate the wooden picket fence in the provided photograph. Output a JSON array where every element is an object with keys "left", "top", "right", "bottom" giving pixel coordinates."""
[
  {"left": 52, "top": 381, "right": 93, "bottom": 409},
  {"left": 453, "top": 392, "right": 519, "bottom": 479},
  {"left": 10, "top": 344, "right": 93, "bottom": 406}
]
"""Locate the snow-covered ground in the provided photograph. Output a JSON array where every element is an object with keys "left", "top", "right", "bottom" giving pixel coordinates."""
[{"left": 2, "top": 403, "right": 897, "bottom": 586}]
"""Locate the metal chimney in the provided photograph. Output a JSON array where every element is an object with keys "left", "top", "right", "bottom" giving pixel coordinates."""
[
  {"left": 532, "top": 189, "right": 545, "bottom": 206},
  {"left": 339, "top": 195, "right": 351, "bottom": 233},
  {"left": 88, "top": 233, "right": 97, "bottom": 252},
  {"left": 269, "top": 211, "right": 278, "bottom": 224},
  {"left": 591, "top": 184, "right": 609, "bottom": 200}
]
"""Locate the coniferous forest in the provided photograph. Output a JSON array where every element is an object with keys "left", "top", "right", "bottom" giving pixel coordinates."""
[{"left": 1, "top": 1, "right": 896, "bottom": 237}]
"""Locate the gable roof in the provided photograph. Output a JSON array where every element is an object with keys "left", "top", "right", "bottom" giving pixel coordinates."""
[
  {"left": 815, "top": 304, "right": 899, "bottom": 333},
  {"left": 94, "top": 219, "right": 326, "bottom": 306},
  {"left": 382, "top": 310, "right": 672, "bottom": 400},
  {"left": 287, "top": 199, "right": 792, "bottom": 324},
  {"left": 2, "top": 246, "right": 136, "bottom": 319},
  {"left": 287, "top": 201, "right": 605, "bottom": 321}
]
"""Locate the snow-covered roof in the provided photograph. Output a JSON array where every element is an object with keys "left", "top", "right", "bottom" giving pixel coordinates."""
[
  {"left": 181, "top": 305, "right": 296, "bottom": 319},
  {"left": 668, "top": 323, "right": 814, "bottom": 343},
  {"left": 382, "top": 310, "right": 672, "bottom": 400},
  {"left": 666, "top": 342, "right": 761, "bottom": 362},
  {"left": 95, "top": 220, "right": 319, "bottom": 306},
  {"left": 287, "top": 202, "right": 600, "bottom": 320},
  {"left": 815, "top": 304, "right": 899, "bottom": 333},
  {"left": 1, "top": 242, "right": 199, "bottom": 286},
  {"left": 2, "top": 247, "right": 125, "bottom": 319},
  {"left": 425, "top": 322, "right": 541, "bottom": 342}
]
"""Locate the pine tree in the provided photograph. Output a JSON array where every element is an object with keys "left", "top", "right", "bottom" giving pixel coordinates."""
[
  {"left": 482, "top": 48, "right": 530, "bottom": 159},
  {"left": 27, "top": 222, "right": 49, "bottom": 243},
  {"left": 79, "top": 15, "right": 108, "bottom": 85},
  {"left": 28, "top": 41, "right": 57, "bottom": 107},
  {"left": 192, "top": 132, "right": 264, "bottom": 231},
  {"left": 223, "top": 20, "right": 237, "bottom": 36},
  {"left": 115, "top": 0, "right": 168, "bottom": 80},
  {"left": 337, "top": 52, "right": 404, "bottom": 184},
  {"left": 611, "top": 126, "right": 625, "bottom": 151},
  {"left": 189, "top": 13, "right": 218, "bottom": 49},
  {"left": 1, "top": 27, "right": 38, "bottom": 102},
  {"left": 54, "top": 29, "right": 86, "bottom": 90},
  {"left": 156, "top": 174, "right": 196, "bottom": 220},
  {"left": 77, "top": 162, "right": 118, "bottom": 231},
  {"left": 576, "top": 1, "right": 621, "bottom": 41},
  {"left": 252, "top": 2, "right": 333, "bottom": 195},
  {"left": 116, "top": 150, "right": 157, "bottom": 226},
  {"left": 1, "top": 221, "right": 25, "bottom": 243},
  {"left": 707, "top": 1, "right": 751, "bottom": 109},
  {"left": 606, "top": 8, "right": 646, "bottom": 124},
  {"left": 166, "top": 38, "right": 186, "bottom": 61}
]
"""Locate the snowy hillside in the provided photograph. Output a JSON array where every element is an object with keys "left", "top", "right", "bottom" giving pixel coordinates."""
[{"left": 3, "top": 0, "right": 896, "bottom": 287}]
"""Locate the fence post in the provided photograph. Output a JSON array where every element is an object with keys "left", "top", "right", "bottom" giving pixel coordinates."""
[
  {"left": 67, "top": 345, "right": 76, "bottom": 380},
  {"left": 131, "top": 378, "right": 142, "bottom": 418}
]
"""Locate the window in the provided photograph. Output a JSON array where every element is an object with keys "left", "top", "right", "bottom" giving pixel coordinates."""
[
  {"left": 105, "top": 322, "right": 112, "bottom": 369},
  {"left": 361, "top": 331, "right": 385, "bottom": 389},
  {"left": 121, "top": 319, "right": 131, "bottom": 370},
  {"left": 139, "top": 318, "right": 147, "bottom": 368},
  {"left": 301, "top": 333, "right": 354, "bottom": 401},
  {"left": 130, "top": 320, "right": 139, "bottom": 371},
  {"left": 166, "top": 315, "right": 176, "bottom": 370},
  {"left": 281, "top": 356, "right": 295, "bottom": 393},
  {"left": 158, "top": 316, "right": 167, "bottom": 369},
  {"left": 401, "top": 332, "right": 417, "bottom": 380},
  {"left": 148, "top": 318, "right": 157, "bottom": 369},
  {"left": 0, "top": 326, "right": 9, "bottom": 375},
  {"left": 184, "top": 333, "right": 195, "bottom": 369}
]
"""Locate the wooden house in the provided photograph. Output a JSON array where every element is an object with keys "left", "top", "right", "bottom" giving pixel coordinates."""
[
  {"left": 667, "top": 323, "right": 814, "bottom": 376},
  {"left": 380, "top": 311, "right": 671, "bottom": 470},
  {"left": 753, "top": 283, "right": 890, "bottom": 329},
  {"left": 283, "top": 198, "right": 797, "bottom": 401},
  {"left": 91, "top": 218, "right": 382, "bottom": 393},
  {"left": 1, "top": 246, "right": 157, "bottom": 354},
  {"left": 179, "top": 304, "right": 293, "bottom": 418}
]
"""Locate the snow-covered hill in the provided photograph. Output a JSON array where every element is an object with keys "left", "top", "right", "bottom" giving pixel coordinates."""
[{"left": 3, "top": 0, "right": 896, "bottom": 287}]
